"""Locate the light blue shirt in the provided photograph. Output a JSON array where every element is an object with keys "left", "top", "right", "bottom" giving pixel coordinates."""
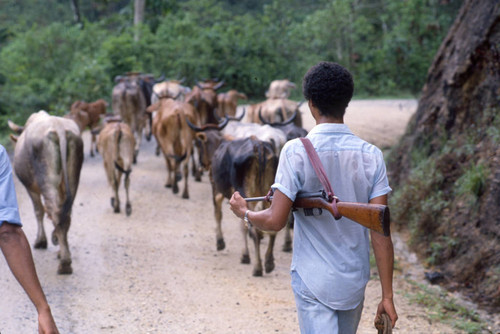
[
  {"left": 0, "top": 145, "right": 22, "bottom": 227},
  {"left": 272, "top": 123, "right": 391, "bottom": 310}
]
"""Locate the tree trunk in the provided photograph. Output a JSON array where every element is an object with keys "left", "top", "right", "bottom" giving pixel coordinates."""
[
  {"left": 69, "top": 0, "right": 83, "bottom": 29},
  {"left": 387, "top": 0, "right": 500, "bottom": 311},
  {"left": 134, "top": 0, "right": 146, "bottom": 41}
]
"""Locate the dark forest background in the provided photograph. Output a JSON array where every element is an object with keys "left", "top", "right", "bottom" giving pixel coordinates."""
[{"left": 0, "top": 0, "right": 462, "bottom": 129}]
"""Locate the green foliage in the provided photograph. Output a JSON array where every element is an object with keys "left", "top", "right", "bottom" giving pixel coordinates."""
[
  {"left": 405, "top": 280, "right": 486, "bottom": 334},
  {"left": 0, "top": 0, "right": 462, "bottom": 132},
  {"left": 454, "top": 163, "right": 488, "bottom": 202}
]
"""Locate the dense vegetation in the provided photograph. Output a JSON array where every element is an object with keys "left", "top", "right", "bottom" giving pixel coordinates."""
[{"left": 0, "top": 0, "right": 462, "bottom": 130}]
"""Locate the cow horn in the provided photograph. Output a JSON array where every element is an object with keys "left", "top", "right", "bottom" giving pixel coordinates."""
[
  {"left": 155, "top": 73, "right": 166, "bottom": 83},
  {"left": 9, "top": 134, "right": 18, "bottom": 143},
  {"left": 186, "top": 115, "right": 229, "bottom": 132},
  {"left": 213, "top": 80, "right": 225, "bottom": 90},
  {"left": 258, "top": 108, "right": 297, "bottom": 126},
  {"left": 7, "top": 119, "right": 24, "bottom": 134}
]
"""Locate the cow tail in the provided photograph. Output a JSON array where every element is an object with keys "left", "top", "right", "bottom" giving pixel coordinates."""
[
  {"left": 114, "top": 126, "right": 132, "bottom": 177},
  {"left": 255, "top": 141, "right": 267, "bottom": 189},
  {"left": 57, "top": 128, "right": 73, "bottom": 217}
]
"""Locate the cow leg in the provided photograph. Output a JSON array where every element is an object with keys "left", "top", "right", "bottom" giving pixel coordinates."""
[
  {"left": 27, "top": 190, "right": 47, "bottom": 249},
  {"left": 124, "top": 173, "right": 132, "bottom": 216},
  {"left": 191, "top": 152, "right": 202, "bottom": 182},
  {"left": 240, "top": 220, "right": 251, "bottom": 265},
  {"left": 181, "top": 160, "right": 189, "bottom": 199},
  {"left": 265, "top": 233, "right": 277, "bottom": 274},
  {"left": 165, "top": 158, "right": 173, "bottom": 188},
  {"left": 282, "top": 213, "right": 294, "bottom": 253},
  {"left": 112, "top": 172, "right": 121, "bottom": 213},
  {"left": 172, "top": 161, "right": 180, "bottom": 194},
  {"left": 251, "top": 228, "right": 264, "bottom": 277},
  {"left": 213, "top": 193, "right": 225, "bottom": 251},
  {"left": 54, "top": 220, "right": 72, "bottom": 275},
  {"left": 90, "top": 133, "right": 96, "bottom": 157}
]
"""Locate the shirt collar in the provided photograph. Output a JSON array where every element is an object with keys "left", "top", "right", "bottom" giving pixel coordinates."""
[{"left": 307, "top": 123, "right": 353, "bottom": 136}]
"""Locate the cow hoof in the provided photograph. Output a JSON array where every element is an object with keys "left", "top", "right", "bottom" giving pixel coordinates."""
[
  {"left": 175, "top": 173, "right": 182, "bottom": 182},
  {"left": 282, "top": 241, "right": 293, "bottom": 253},
  {"left": 114, "top": 206, "right": 120, "bottom": 213},
  {"left": 252, "top": 268, "right": 263, "bottom": 277},
  {"left": 34, "top": 239, "right": 47, "bottom": 249},
  {"left": 51, "top": 231, "right": 59, "bottom": 246},
  {"left": 173, "top": 185, "right": 179, "bottom": 194},
  {"left": 265, "top": 259, "right": 275, "bottom": 274},
  {"left": 182, "top": 192, "right": 189, "bottom": 199},
  {"left": 216, "top": 239, "right": 225, "bottom": 251},
  {"left": 165, "top": 183, "right": 172, "bottom": 188},
  {"left": 57, "top": 261, "right": 73, "bottom": 275},
  {"left": 111, "top": 197, "right": 115, "bottom": 208},
  {"left": 126, "top": 204, "right": 132, "bottom": 216},
  {"left": 241, "top": 254, "right": 250, "bottom": 264},
  {"left": 195, "top": 175, "right": 201, "bottom": 182}
]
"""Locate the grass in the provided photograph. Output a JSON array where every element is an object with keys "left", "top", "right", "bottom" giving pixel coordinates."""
[{"left": 404, "top": 280, "right": 489, "bottom": 334}]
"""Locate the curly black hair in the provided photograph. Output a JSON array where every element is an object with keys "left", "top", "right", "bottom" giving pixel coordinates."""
[{"left": 302, "top": 62, "right": 354, "bottom": 118}]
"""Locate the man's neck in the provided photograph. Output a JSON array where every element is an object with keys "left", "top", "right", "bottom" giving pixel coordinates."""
[{"left": 315, "top": 115, "right": 344, "bottom": 125}]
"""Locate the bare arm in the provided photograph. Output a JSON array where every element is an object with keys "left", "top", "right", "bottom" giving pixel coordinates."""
[
  {"left": 230, "top": 189, "right": 293, "bottom": 232},
  {"left": 369, "top": 195, "right": 398, "bottom": 328},
  {"left": 0, "top": 223, "right": 59, "bottom": 334}
]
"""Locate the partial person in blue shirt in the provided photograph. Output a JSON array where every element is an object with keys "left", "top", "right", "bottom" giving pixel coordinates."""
[
  {"left": 0, "top": 144, "right": 59, "bottom": 334},
  {"left": 230, "top": 62, "right": 398, "bottom": 333}
]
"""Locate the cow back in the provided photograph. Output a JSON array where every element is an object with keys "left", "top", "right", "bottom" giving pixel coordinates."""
[
  {"left": 211, "top": 138, "right": 277, "bottom": 199},
  {"left": 14, "top": 111, "right": 83, "bottom": 222}
]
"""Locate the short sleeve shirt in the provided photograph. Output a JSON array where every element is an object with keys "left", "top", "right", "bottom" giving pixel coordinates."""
[
  {"left": 271, "top": 123, "right": 391, "bottom": 310},
  {"left": 0, "top": 145, "right": 22, "bottom": 227}
]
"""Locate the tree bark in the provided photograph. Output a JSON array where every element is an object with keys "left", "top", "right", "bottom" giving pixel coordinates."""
[
  {"left": 134, "top": 0, "right": 146, "bottom": 41},
  {"left": 69, "top": 0, "right": 83, "bottom": 29}
]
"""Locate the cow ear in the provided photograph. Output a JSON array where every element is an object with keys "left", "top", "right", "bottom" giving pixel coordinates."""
[
  {"left": 9, "top": 134, "right": 18, "bottom": 143},
  {"left": 146, "top": 101, "right": 160, "bottom": 113},
  {"left": 195, "top": 132, "right": 207, "bottom": 143}
]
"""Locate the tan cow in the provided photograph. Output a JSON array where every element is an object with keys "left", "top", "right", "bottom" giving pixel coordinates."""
[
  {"left": 151, "top": 80, "right": 191, "bottom": 104},
  {"left": 112, "top": 76, "right": 147, "bottom": 163},
  {"left": 97, "top": 120, "right": 135, "bottom": 216},
  {"left": 146, "top": 97, "right": 199, "bottom": 198},
  {"left": 8, "top": 110, "right": 84, "bottom": 275},
  {"left": 216, "top": 89, "right": 247, "bottom": 118},
  {"left": 246, "top": 98, "right": 303, "bottom": 127},
  {"left": 265, "top": 79, "right": 296, "bottom": 99}
]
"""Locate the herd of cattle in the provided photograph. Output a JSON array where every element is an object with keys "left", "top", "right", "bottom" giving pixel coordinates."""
[{"left": 7, "top": 73, "right": 308, "bottom": 277}]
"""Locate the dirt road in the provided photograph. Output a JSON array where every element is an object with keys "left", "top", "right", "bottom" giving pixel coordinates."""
[{"left": 0, "top": 100, "right": 466, "bottom": 333}]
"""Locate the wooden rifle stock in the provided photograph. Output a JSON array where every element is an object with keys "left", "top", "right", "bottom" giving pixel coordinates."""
[
  {"left": 292, "top": 197, "right": 390, "bottom": 236},
  {"left": 245, "top": 191, "right": 391, "bottom": 236}
]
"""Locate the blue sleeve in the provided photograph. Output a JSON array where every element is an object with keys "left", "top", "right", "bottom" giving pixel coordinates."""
[{"left": 0, "top": 146, "right": 22, "bottom": 227}]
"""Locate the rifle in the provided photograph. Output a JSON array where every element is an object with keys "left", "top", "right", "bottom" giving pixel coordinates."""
[{"left": 245, "top": 190, "right": 390, "bottom": 236}]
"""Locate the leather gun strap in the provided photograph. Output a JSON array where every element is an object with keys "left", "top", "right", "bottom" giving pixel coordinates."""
[{"left": 299, "top": 138, "right": 342, "bottom": 219}]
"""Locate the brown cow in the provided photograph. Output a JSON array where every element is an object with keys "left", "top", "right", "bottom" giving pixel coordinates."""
[
  {"left": 265, "top": 79, "right": 296, "bottom": 99},
  {"left": 67, "top": 99, "right": 107, "bottom": 157},
  {"left": 8, "top": 110, "right": 84, "bottom": 274},
  {"left": 112, "top": 76, "right": 147, "bottom": 163},
  {"left": 97, "top": 120, "right": 135, "bottom": 216},
  {"left": 146, "top": 97, "right": 199, "bottom": 198},
  {"left": 216, "top": 89, "right": 247, "bottom": 118},
  {"left": 185, "top": 79, "right": 225, "bottom": 125}
]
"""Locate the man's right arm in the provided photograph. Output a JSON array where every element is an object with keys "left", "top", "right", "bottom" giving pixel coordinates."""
[{"left": 0, "top": 223, "right": 59, "bottom": 334}]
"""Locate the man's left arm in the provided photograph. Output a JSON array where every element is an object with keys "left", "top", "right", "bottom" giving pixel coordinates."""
[{"left": 370, "top": 194, "right": 398, "bottom": 328}]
